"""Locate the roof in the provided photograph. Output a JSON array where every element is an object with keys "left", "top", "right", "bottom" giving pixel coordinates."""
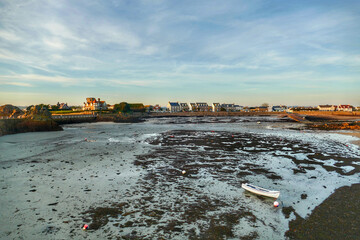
[
  {"left": 318, "top": 105, "right": 334, "bottom": 107},
  {"left": 338, "top": 105, "right": 352, "bottom": 108},
  {"left": 169, "top": 102, "right": 180, "bottom": 107}
]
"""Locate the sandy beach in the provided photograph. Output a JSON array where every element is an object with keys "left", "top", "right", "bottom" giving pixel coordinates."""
[
  {"left": 336, "top": 131, "right": 360, "bottom": 147},
  {"left": 0, "top": 116, "right": 359, "bottom": 239}
]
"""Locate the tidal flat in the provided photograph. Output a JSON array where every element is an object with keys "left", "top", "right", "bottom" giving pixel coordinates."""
[{"left": 0, "top": 116, "right": 359, "bottom": 239}]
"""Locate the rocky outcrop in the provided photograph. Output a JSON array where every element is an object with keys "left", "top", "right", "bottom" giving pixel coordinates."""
[
  {"left": 0, "top": 104, "right": 62, "bottom": 136},
  {"left": 0, "top": 119, "right": 63, "bottom": 136},
  {"left": 307, "top": 121, "right": 360, "bottom": 130},
  {"left": 0, "top": 104, "right": 24, "bottom": 118},
  {"left": 24, "top": 105, "right": 52, "bottom": 120}
]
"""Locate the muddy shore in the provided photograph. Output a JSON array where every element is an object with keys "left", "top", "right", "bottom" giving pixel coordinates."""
[
  {"left": 0, "top": 116, "right": 359, "bottom": 239},
  {"left": 286, "top": 183, "right": 360, "bottom": 240}
]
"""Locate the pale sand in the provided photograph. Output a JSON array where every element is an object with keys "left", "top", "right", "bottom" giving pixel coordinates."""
[{"left": 336, "top": 131, "right": 360, "bottom": 147}]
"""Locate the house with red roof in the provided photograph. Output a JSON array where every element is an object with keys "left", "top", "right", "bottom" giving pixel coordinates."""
[
  {"left": 337, "top": 104, "right": 354, "bottom": 112},
  {"left": 83, "top": 97, "right": 107, "bottom": 111}
]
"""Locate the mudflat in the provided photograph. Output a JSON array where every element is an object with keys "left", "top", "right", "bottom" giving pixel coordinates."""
[{"left": 0, "top": 116, "right": 359, "bottom": 239}]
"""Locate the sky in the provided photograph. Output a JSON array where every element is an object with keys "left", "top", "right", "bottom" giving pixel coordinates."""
[{"left": 0, "top": 0, "right": 359, "bottom": 107}]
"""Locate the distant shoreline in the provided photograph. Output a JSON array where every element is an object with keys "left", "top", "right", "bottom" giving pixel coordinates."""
[
  {"left": 1, "top": 111, "right": 359, "bottom": 137},
  {"left": 147, "top": 111, "right": 360, "bottom": 121}
]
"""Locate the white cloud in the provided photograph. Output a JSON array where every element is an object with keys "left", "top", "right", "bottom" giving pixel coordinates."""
[
  {"left": 137, "top": 45, "right": 159, "bottom": 55},
  {"left": 43, "top": 38, "right": 66, "bottom": 50},
  {"left": 42, "top": 21, "right": 86, "bottom": 43},
  {"left": 0, "top": 73, "right": 167, "bottom": 88},
  {"left": 308, "top": 55, "right": 360, "bottom": 67},
  {"left": 2, "top": 82, "right": 33, "bottom": 87},
  {"left": 0, "top": 74, "right": 78, "bottom": 84},
  {"left": 0, "top": 30, "right": 21, "bottom": 41},
  {"left": 90, "top": 22, "right": 141, "bottom": 49},
  {"left": 0, "top": 0, "right": 359, "bottom": 106}
]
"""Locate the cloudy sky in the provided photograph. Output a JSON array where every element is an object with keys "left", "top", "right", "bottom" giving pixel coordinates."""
[{"left": 0, "top": 0, "right": 359, "bottom": 106}]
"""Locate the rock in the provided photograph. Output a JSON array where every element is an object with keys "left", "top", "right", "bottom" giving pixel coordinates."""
[
  {"left": 0, "top": 105, "right": 63, "bottom": 136},
  {"left": 0, "top": 104, "right": 24, "bottom": 118},
  {"left": 24, "top": 105, "right": 52, "bottom": 120}
]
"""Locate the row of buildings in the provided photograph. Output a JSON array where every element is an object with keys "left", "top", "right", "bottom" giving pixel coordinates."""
[
  {"left": 166, "top": 102, "right": 359, "bottom": 113},
  {"left": 166, "top": 102, "right": 271, "bottom": 113},
  {"left": 288, "top": 104, "right": 358, "bottom": 112},
  {"left": 167, "top": 102, "right": 243, "bottom": 112},
  {"left": 80, "top": 98, "right": 359, "bottom": 113}
]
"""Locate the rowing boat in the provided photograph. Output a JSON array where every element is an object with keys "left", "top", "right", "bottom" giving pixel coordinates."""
[{"left": 241, "top": 183, "right": 280, "bottom": 199}]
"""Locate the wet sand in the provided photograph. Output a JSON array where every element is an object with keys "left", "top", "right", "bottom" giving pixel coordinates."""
[
  {"left": 337, "top": 131, "right": 360, "bottom": 147},
  {"left": 286, "top": 183, "right": 360, "bottom": 240},
  {"left": 0, "top": 117, "right": 359, "bottom": 239}
]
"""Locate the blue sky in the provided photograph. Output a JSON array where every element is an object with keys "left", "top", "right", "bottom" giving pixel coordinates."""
[{"left": 0, "top": 0, "right": 359, "bottom": 106}]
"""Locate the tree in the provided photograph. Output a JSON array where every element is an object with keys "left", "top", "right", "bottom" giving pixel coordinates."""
[
  {"left": 50, "top": 105, "right": 60, "bottom": 111},
  {"left": 113, "top": 102, "right": 131, "bottom": 113},
  {"left": 128, "top": 103, "right": 145, "bottom": 112},
  {"left": 261, "top": 103, "right": 269, "bottom": 107}
]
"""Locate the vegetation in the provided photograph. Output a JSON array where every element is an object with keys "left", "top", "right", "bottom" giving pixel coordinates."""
[
  {"left": 50, "top": 105, "right": 60, "bottom": 111},
  {"left": 0, "top": 104, "right": 23, "bottom": 118},
  {"left": 26, "top": 104, "right": 50, "bottom": 110},
  {"left": 129, "top": 103, "right": 145, "bottom": 112},
  {"left": 113, "top": 102, "right": 131, "bottom": 113},
  {"left": 24, "top": 105, "right": 52, "bottom": 120},
  {"left": 49, "top": 110, "right": 75, "bottom": 114}
]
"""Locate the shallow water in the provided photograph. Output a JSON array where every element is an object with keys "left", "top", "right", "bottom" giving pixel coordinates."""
[{"left": 0, "top": 116, "right": 359, "bottom": 239}]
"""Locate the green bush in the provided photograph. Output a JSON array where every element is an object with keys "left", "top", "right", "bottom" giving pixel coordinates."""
[{"left": 113, "top": 102, "right": 131, "bottom": 113}]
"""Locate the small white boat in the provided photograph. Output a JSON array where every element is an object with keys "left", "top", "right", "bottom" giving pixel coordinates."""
[{"left": 242, "top": 183, "right": 280, "bottom": 199}]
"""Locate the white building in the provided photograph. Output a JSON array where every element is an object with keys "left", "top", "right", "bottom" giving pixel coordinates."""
[
  {"left": 212, "top": 103, "right": 221, "bottom": 112},
  {"left": 317, "top": 105, "right": 337, "bottom": 111},
  {"left": 179, "top": 103, "right": 190, "bottom": 112},
  {"left": 196, "top": 102, "right": 209, "bottom": 112},
  {"left": 272, "top": 105, "right": 287, "bottom": 112},
  {"left": 167, "top": 102, "right": 181, "bottom": 112},
  {"left": 234, "top": 105, "right": 243, "bottom": 111},
  {"left": 337, "top": 105, "right": 353, "bottom": 112},
  {"left": 221, "top": 104, "right": 235, "bottom": 112}
]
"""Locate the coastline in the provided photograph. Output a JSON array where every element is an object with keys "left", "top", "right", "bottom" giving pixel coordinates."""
[{"left": 2, "top": 110, "right": 358, "bottom": 136}]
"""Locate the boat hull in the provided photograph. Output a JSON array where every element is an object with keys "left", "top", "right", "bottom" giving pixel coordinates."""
[{"left": 242, "top": 183, "right": 280, "bottom": 199}]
